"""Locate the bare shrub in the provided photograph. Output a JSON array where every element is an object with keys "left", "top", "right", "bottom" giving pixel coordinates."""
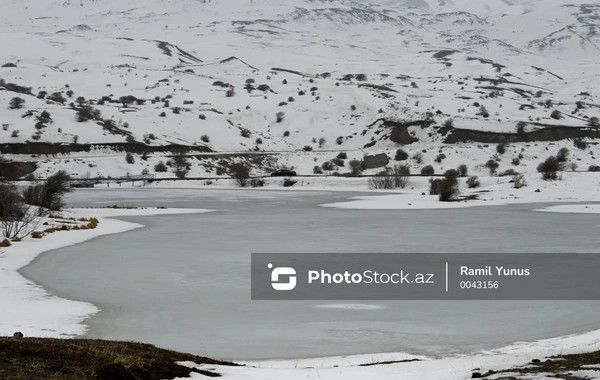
[
  {"left": 556, "top": 147, "right": 569, "bottom": 162},
  {"left": 429, "top": 178, "right": 441, "bottom": 195},
  {"left": 574, "top": 138, "right": 587, "bottom": 150},
  {"left": 444, "top": 169, "right": 459, "bottom": 180},
  {"left": 9, "top": 97, "right": 25, "bottom": 109},
  {"left": 421, "top": 165, "right": 434, "bottom": 176},
  {"left": 229, "top": 162, "right": 251, "bottom": 187},
  {"left": 125, "top": 153, "right": 135, "bottom": 164},
  {"left": 276, "top": 112, "right": 285, "bottom": 123},
  {"left": 250, "top": 178, "right": 265, "bottom": 187},
  {"left": 201, "top": 134, "right": 210, "bottom": 143},
  {"left": 412, "top": 152, "right": 423, "bottom": 164},
  {"left": 485, "top": 159, "right": 499, "bottom": 175},
  {"left": 368, "top": 170, "right": 394, "bottom": 190},
  {"left": 496, "top": 143, "right": 507, "bottom": 155},
  {"left": 331, "top": 158, "right": 344, "bottom": 167},
  {"left": 172, "top": 153, "right": 191, "bottom": 179},
  {"left": 76, "top": 105, "right": 101, "bottom": 122},
  {"left": 1, "top": 203, "right": 42, "bottom": 239},
  {"left": 322, "top": 161, "right": 336, "bottom": 171},
  {"left": 154, "top": 161, "right": 168, "bottom": 172},
  {"left": 512, "top": 174, "right": 526, "bottom": 189},
  {"left": 395, "top": 149, "right": 408, "bottom": 161},
  {"left": 499, "top": 168, "right": 518, "bottom": 177},
  {"left": 21, "top": 170, "right": 73, "bottom": 211},
  {"left": 392, "top": 164, "right": 410, "bottom": 189},
  {"left": 466, "top": 176, "right": 480, "bottom": 188},
  {"left": 537, "top": 156, "right": 563, "bottom": 180},
  {"left": 349, "top": 160, "right": 362, "bottom": 175},
  {"left": 457, "top": 164, "right": 468, "bottom": 177},
  {"left": 438, "top": 178, "right": 459, "bottom": 202}
]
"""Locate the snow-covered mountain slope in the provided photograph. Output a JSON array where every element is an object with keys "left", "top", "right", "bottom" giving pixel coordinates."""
[{"left": 0, "top": 0, "right": 599, "bottom": 180}]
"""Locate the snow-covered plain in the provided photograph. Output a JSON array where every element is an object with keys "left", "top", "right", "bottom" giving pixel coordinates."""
[
  {"left": 0, "top": 0, "right": 599, "bottom": 191},
  {"left": 0, "top": 207, "right": 211, "bottom": 338}
]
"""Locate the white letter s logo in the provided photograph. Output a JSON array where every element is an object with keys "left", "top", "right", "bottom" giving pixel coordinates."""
[{"left": 268, "top": 263, "right": 297, "bottom": 291}]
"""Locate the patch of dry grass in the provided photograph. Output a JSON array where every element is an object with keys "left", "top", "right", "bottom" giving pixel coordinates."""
[{"left": 0, "top": 337, "right": 236, "bottom": 380}]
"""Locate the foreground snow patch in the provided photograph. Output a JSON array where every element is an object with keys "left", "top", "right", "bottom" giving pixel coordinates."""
[
  {"left": 0, "top": 208, "right": 212, "bottom": 338},
  {"left": 177, "top": 328, "right": 600, "bottom": 380}
]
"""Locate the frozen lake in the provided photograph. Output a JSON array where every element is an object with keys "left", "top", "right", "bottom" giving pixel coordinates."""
[{"left": 20, "top": 188, "right": 600, "bottom": 360}]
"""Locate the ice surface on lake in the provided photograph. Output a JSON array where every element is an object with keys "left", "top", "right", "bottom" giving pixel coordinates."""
[{"left": 20, "top": 189, "right": 600, "bottom": 360}]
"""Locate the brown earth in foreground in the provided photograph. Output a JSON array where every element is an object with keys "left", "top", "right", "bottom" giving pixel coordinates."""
[
  {"left": 0, "top": 337, "right": 237, "bottom": 380},
  {"left": 472, "top": 350, "right": 600, "bottom": 380}
]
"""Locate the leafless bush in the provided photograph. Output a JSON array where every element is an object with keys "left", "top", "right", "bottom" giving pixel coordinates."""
[
  {"left": 229, "top": 162, "right": 251, "bottom": 187},
  {"left": 512, "top": 174, "right": 526, "bottom": 189},
  {"left": 444, "top": 169, "right": 459, "bottom": 180},
  {"left": 412, "top": 152, "right": 423, "bottom": 164},
  {"left": 429, "top": 178, "right": 441, "bottom": 195},
  {"left": 499, "top": 168, "right": 518, "bottom": 177},
  {"left": 276, "top": 112, "right": 285, "bottom": 123},
  {"left": 556, "top": 147, "right": 569, "bottom": 162},
  {"left": 537, "top": 156, "right": 564, "bottom": 181},
  {"left": 349, "top": 160, "right": 362, "bottom": 175},
  {"left": 368, "top": 170, "right": 395, "bottom": 190},
  {"left": 250, "top": 178, "right": 265, "bottom": 187},
  {"left": 421, "top": 165, "right": 434, "bottom": 176},
  {"left": 395, "top": 149, "right": 408, "bottom": 161},
  {"left": 172, "top": 153, "right": 191, "bottom": 179},
  {"left": 1, "top": 203, "right": 42, "bottom": 239},
  {"left": 466, "top": 176, "right": 480, "bottom": 188},
  {"left": 22, "top": 170, "right": 73, "bottom": 211},
  {"left": 392, "top": 164, "right": 410, "bottom": 189},
  {"left": 154, "top": 161, "right": 168, "bottom": 172},
  {"left": 438, "top": 178, "right": 459, "bottom": 202},
  {"left": 457, "top": 164, "right": 468, "bottom": 177},
  {"left": 485, "top": 159, "right": 499, "bottom": 175}
]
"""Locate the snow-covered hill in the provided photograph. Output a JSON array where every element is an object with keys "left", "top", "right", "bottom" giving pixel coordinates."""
[{"left": 0, "top": 0, "right": 599, "bottom": 181}]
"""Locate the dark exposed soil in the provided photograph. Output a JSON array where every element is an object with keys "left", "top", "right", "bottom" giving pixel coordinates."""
[
  {"left": 0, "top": 142, "right": 212, "bottom": 156},
  {"left": 440, "top": 125, "right": 600, "bottom": 144},
  {"left": 484, "top": 350, "right": 600, "bottom": 380},
  {"left": 0, "top": 336, "right": 237, "bottom": 380},
  {"left": 384, "top": 117, "right": 600, "bottom": 145}
]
